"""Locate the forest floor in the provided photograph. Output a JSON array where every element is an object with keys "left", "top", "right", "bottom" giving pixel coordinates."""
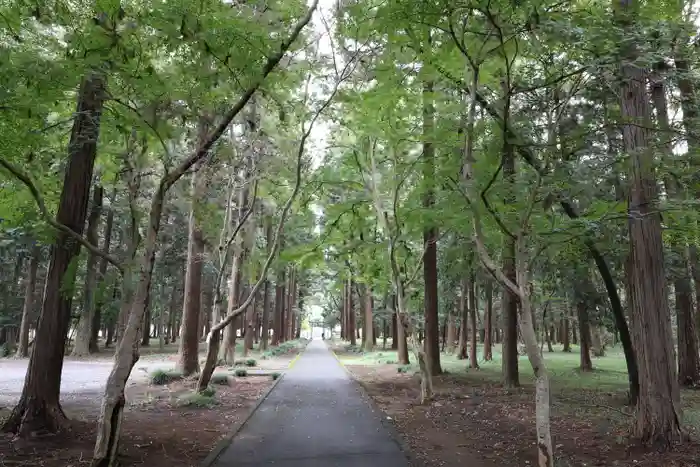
[
  {"left": 331, "top": 340, "right": 700, "bottom": 467},
  {"left": 0, "top": 338, "right": 308, "bottom": 467}
]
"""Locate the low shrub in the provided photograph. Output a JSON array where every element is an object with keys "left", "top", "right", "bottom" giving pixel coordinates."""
[{"left": 149, "top": 369, "right": 183, "bottom": 385}]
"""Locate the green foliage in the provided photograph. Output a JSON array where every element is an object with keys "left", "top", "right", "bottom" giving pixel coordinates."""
[{"left": 234, "top": 368, "right": 248, "bottom": 377}]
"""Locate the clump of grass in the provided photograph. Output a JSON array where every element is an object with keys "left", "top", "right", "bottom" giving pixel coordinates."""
[
  {"left": 397, "top": 365, "right": 412, "bottom": 374},
  {"left": 0, "top": 343, "right": 15, "bottom": 357},
  {"left": 149, "top": 369, "right": 183, "bottom": 385},
  {"left": 177, "top": 391, "right": 217, "bottom": 408},
  {"left": 210, "top": 373, "right": 231, "bottom": 385},
  {"left": 234, "top": 368, "right": 248, "bottom": 377},
  {"left": 200, "top": 386, "right": 216, "bottom": 397},
  {"left": 271, "top": 372, "right": 281, "bottom": 381},
  {"left": 383, "top": 359, "right": 398, "bottom": 365},
  {"left": 245, "top": 358, "right": 257, "bottom": 367}
]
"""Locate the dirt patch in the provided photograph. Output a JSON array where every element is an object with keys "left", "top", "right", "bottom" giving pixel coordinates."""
[
  {"left": 0, "top": 375, "right": 274, "bottom": 467},
  {"left": 346, "top": 364, "right": 700, "bottom": 467}
]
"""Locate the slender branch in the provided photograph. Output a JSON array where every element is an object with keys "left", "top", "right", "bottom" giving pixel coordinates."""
[
  {"left": 160, "top": 0, "right": 321, "bottom": 193},
  {"left": 210, "top": 45, "right": 354, "bottom": 331},
  {"left": 0, "top": 157, "right": 125, "bottom": 273}
]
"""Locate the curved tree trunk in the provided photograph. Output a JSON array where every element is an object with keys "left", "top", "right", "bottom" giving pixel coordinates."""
[{"left": 2, "top": 72, "right": 105, "bottom": 436}]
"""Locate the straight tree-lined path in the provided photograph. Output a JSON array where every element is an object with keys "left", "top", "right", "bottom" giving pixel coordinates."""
[{"left": 212, "top": 339, "right": 411, "bottom": 467}]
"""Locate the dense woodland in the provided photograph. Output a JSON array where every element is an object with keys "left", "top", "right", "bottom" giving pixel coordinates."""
[{"left": 2, "top": 0, "right": 700, "bottom": 466}]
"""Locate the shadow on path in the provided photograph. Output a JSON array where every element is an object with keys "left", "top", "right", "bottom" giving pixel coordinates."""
[{"left": 211, "top": 339, "right": 411, "bottom": 467}]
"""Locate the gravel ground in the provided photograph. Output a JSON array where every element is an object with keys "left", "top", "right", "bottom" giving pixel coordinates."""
[{"left": 0, "top": 358, "right": 172, "bottom": 406}]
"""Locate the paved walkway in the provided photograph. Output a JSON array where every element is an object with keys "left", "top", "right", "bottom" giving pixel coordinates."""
[{"left": 212, "top": 339, "right": 411, "bottom": 467}]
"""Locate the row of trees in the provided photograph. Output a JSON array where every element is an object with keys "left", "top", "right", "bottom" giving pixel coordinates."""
[
  {"left": 307, "top": 0, "right": 699, "bottom": 465},
  {"left": 0, "top": 1, "right": 334, "bottom": 465},
  {"left": 3, "top": 0, "right": 700, "bottom": 466}
]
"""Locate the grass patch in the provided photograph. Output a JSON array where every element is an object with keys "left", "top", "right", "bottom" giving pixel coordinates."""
[
  {"left": 271, "top": 372, "right": 281, "bottom": 380},
  {"left": 245, "top": 358, "right": 257, "bottom": 367},
  {"left": 149, "top": 369, "right": 184, "bottom": 385},
  {"left": 176, "top": 391, "right": 217, "bottom": 408},
  {"left": 234, "top": 368, "right": 248, "bottom": 377}
]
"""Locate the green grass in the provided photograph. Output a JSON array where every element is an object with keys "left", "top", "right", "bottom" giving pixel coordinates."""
[
  {"left": 337, "top": 343, "right": 628, "bottom": 389},
  {"left": 176, "top": 391, "right": 218, "bottom": 408},
  {"left": 335, "top": 342, "right": 700, "bottom": 431},
  {"left": 149, "top": 368, "right": 184, "bottom": 385}
]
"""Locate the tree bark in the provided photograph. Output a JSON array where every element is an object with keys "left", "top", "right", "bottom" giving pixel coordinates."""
[
  {"left": 484, "top": 279, "right": 493, "bottom": 360},
  {"left": 616, "top": 0, "right": 682, "bottom": 445},
  {"left": 468, "top": 274, "right": 479, "bottom": 369},
  {"left": 562, "top": 308, "right": 571, "bottom": 352},
  {"left": 90, "top": 186, "right": 115, "bottom": 353},
  {"left": 2, "top": 72, "right": 105, "bottom": 435},
  {"left": 457, "top": 278, "right": 468, "bottom": 360},
  {"left": 501, "top": 142, "right": 520, "bottom": 388},
  {"left": 422, "top": 75, "right": 442, "bottom": 376},
  {"left": 177, "top": 154, "right": 208, "bottom": 375},
  {"left": 73, "top": 185, "right": 104, "bottom": 356},
  {"left": 363, "top": 284, "right": 374, "bottom": 352},
  {"left": 260, "top": 215, "right": 273, "bottom": 350},
  {"left": 16, "top": 245, "right": 41, "bottom": 358},
  {"left": 576, "top": 300, "right": 593, "bottom": 371}
]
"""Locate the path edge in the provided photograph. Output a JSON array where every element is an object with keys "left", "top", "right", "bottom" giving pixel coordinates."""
[
  {"left": 200, "top": 355, "right": 298, "bottom": 467},
  {"left": 329, "top": 345, "right": 425, "bottom": 467}
]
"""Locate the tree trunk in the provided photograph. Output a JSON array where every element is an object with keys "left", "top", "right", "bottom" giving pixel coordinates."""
[
  {"left": 177, "top": 153, "right": 208, "bottom": 375},
  {"left": 90, "top": 186, "right": 115, "bottom": 353},
  {"left": 2, "top": 72, "right": 105, "bottom": 436},
  {"left": 363, "top": 284, "right": 374, "bottom": 352},
  {"left": 16, "top": 245, "right": 41, "bottom": 358},
  {"left": 501, "top": 143, "right": 520, "bottom": 388},
  {"left": 457, "top": 278, "right": 468, "bottom": 360},
  {"left": 243, "top": 291, "right": 255, "bottom": 356},
  {"left": 562, "top": 309, "right": 571, "bottom": 352},
  {"left": 422, "top": 75, "right": 442, "bottom": 376},
  {"left": 468, "top": 275, "right": 479, "bottom": 369},
  {"left": 272, "top": 279, "right": 284, "bottom": 346},
  {"left": 616, "top": 0, "right": 682, "bottom": 445},
  {"left": 348, "top": 279, "right": 357, "bottom": 346},
  {"left": 484, "top": 279, "right": 493, "bottom": 361},
  {"left": 445, "top": 311, "right": 457, "bottom": 354},
  {"left": 260, "top": 215, "right": 273, "bottom": 350},
  {"left": 72, "top": 185, "right": 104, "bottom": 357},
  {"left": 649, "top": 62, "right": 700, "bottom": 388},
  {"left": 141, "top": 305, "right": 151, "bottom": 346},
  {"left": 577, "top": 301, "right": 593, "bottom": 371},
  {"left": 391, "top": 311, "right": 398, "bottom": 350}
]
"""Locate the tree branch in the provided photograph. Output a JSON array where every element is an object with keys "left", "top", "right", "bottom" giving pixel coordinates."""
[{"left": 0, "top": 157, "right": 125, "bottom": 273}]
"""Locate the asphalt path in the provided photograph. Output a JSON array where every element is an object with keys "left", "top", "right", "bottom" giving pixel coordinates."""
[{"left": 212, "top": 339, "right": 411, "bottom": 467}]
